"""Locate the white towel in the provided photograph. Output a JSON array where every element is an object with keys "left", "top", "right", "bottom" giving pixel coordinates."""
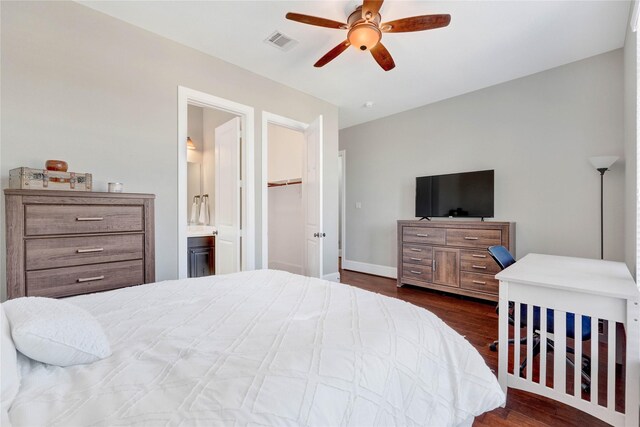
[
  {"left": 199, "top": 196, "right": 209, "bottom": 225},
  {"left": 190, "top": 201, "right": 198, "bottom": 224}
]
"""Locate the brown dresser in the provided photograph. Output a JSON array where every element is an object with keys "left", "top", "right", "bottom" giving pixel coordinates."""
[
  {"left": 397, "top": 220, "right": 515, "bottom": 302},
  {"left": 5, "top": 190, "right": 155, "bottom": 299}
]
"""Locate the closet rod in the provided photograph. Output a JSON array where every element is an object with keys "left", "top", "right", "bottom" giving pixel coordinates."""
[{"left": 267, "top": 178, "right": 302, "bottom": 187}]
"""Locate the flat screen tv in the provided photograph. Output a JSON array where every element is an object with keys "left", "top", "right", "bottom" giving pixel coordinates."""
[{"left": 415, "top": 170, "right": 494, "bottom": 219}]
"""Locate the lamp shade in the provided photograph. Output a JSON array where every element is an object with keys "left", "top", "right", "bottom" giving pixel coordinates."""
[
  {"left": 348, "top": 24, "right": 381, "bottom": 51},
  {"left": 589, "top": 156, "right": 618, "bottom": 170},
  {"left": 187, "top": 137, "right": 196, "bottom": 150}
]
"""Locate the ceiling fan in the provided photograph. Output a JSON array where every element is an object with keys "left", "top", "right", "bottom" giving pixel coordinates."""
[{"left": 286, "top": 0, "right": 451, "bottom": 71}]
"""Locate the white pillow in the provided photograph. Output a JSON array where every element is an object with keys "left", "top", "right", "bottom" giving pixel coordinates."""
[
  {"left": 1, "top": 304, "right": 20, "bottom": 413},
  {"left": 3, "top": 297, "right": 111, "bottom": 367}
]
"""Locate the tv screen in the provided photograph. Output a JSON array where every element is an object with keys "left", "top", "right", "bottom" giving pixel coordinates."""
[{"left": 415, "top": 170, "right": 494, "bottom": 218}]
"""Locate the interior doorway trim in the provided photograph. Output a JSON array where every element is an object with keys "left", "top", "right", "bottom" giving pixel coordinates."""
[
  {"left": 261, "top": 111, "right": 308, "bottom": 269},
  {"left": 177, "top": 86, "right": 255, "bottom": 278}
]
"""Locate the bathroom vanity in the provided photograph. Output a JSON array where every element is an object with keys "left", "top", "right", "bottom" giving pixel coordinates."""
[
  {"left": 188, "top": 236, "right": 215, "bottom": 278},
  {"left": 187, "top": 225, "right": 216, "bottom": 278}
]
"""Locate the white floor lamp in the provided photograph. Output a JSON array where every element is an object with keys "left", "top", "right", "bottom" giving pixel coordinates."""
[{"left": 588, "top": 156, "right": 618, "bottom": 260}]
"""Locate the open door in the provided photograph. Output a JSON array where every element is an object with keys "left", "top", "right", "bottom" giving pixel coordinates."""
[
  {"left": 303, "top": 116, "right": 323, "bottom": 278},
  {"left": 215, "top": 117, "right": 241, "bottom": 274}
]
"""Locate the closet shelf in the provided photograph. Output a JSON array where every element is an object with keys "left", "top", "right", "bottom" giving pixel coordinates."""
[{"left": 268, "top": 178, "right": 302, "bottom": 187}]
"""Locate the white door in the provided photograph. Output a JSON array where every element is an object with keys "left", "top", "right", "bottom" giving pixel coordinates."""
[
  {"left": 303, "top": 116, "right": 323, "bottom": 278},
  {"left": 215, "top": 117, "right": 241, "bottom": 274}
]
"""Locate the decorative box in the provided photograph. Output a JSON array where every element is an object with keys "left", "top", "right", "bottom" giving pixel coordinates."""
[{"left": 9, "top": 167, "right": 92, "bottom": 191}]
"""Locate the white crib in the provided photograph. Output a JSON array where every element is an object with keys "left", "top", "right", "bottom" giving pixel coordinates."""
[{"left": 496, "top": 254, "right": 639, "bottom": 427}]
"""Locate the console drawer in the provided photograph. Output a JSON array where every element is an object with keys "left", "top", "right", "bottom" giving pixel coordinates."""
[
  {"left": 26, "top": 260, "right": 144, "bottom": 298},
  {"left": 25, "top": 234, "right": 144, "bottom": 271},
  {"left": 460, "top": 271, "right": 499, "bottom": 294},
  {"left": 402, "top": 227, "right": 446, "bottom": 245},
  {"left": 402, "top": 244, "right": 433, "bottom": 266},
  {"left": 446, "top": 229, "right": 501, "bottom": 248},
  {"left": 460, "top": 250, "right": 501, "bottom": 274},
  {"left": 25, "top": 204, "right": 143, "bottom": 236},
  {"left": 402, "top": 263, "right": 433, "bottom": 283}
]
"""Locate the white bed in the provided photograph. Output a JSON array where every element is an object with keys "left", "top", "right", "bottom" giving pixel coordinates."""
[{"left": 7, "top": 269, "right": 505, "bottom": 426}]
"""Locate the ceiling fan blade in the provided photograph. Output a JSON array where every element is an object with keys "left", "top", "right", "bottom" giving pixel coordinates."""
[
  {"left": 362, "top": 0, "right": 384, "bottom": 19},
  {"left": 381, "top": 14, "right": 451, "bottom": 33},
  {"left": 314, "top": 40, "right": 351, "bottom": 67},
  {"left": 286, "top": 13, "right": 347, "bottom": 30},
  {"left": 370, "top": 42, "right": 395, "bottom": 71}
]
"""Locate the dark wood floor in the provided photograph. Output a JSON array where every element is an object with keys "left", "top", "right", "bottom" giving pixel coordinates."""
[{"left": 339, "top": 264, "right": 610, "bottom": 427}]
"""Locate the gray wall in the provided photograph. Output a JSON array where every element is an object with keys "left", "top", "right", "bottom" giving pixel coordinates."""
[
  {"left": 340, "top": 50, "right": 625, "bottom": 270},
  {"left": 624, "top": 16, "right": 637, "bottom": 278},
  {"left": 0, "top": 1, "right": 340, "bottom": 299}
]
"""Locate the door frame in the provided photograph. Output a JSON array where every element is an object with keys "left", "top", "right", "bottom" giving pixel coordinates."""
[
  {"left": 339, "top": 150, "right": 346, "bottom": 261},
  {"left": 261, "top": 111, "right": 308, "bottom": 269},
  {"left": 178, "top": 86, "right": 255, "bottom": 278}
]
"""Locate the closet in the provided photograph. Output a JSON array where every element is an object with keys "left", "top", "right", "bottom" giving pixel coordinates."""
[{"left": 267, "top": 123, "right": 304, "bottom": 274}]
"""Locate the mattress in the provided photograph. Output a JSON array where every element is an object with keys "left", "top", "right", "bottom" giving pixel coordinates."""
[{"left": 8, "top": 269, "right": 505, "bottom": 426}]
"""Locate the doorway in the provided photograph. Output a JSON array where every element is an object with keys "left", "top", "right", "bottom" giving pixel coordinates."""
[
  {"left": 261, "top": 112, "right": 324, "bottom": 278},
  {"left": 186, "top": 105, "right": 241, "bottom": 276},
  {"left": 266, "top": 123, "right": 304, "bottom": 274},
  {"left": 339, "top": 150, "right": 346, "bottom": 264},
  {"left": 178, "top": 87, "right": 255, "bottom": 279}
]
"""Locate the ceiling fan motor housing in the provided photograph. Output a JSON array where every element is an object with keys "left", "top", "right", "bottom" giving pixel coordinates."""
[{"left": 347, "top": 6, "right": 382, "bottom": 51}]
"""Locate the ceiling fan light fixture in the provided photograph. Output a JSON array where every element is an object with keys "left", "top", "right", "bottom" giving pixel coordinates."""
[{"left": 348, "top": 24, "right": 381, "bottom": 51}]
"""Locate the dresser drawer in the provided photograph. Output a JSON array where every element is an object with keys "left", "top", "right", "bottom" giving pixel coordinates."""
[
  {"left": 402, "top": 244, "right": 433, "bottom": 266},
  {"left": 25, "top": 205, "right": 143, "bottom": 236},
  {"left": 460, "top": 250, "right": 501, "bottom": 274},
  {"left": 402, "top": 263, "right": 433, "bottom": 283},
  {"left": 26, "top": 260, "right": 144, "bottom": 298},
  {"left": 25, "top": 234, "right": 144, "bottom": 271},
  {"left": 402, "top": 227, "right": 446, "bottom": 245},
  {"left": 460, "top": 271, "right": 499, "bottom": 294},
  {"left": 446, "top": 229, "right": 501, "bottom": 248}
]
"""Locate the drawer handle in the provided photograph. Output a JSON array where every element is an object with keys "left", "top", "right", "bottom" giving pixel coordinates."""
[
  {"left": 77, "top": 248, "right": 104, "bottom": 253},
  {"left": 77, "top": 275, "right": 105, "bottom": 283},
  {"left": 409, "top": 248, "right": 422, "bottom": 252},
  {"left": 472, "top": 254, "right": 487, "bottom": 258},
  {"left": 472, "top": 280, "right": 486, "bottom": 285},
  {"left": 76, "top": 217, "right": 104, "bottom": 221},
  {"left": 472, "top": 265, "right": 487, "bottom": 270},
  {"left": 464, "top": 236, "right": 479, "bottom": 240},
  {"left": 410, "top": 270, "right": 422, "bottom": 275},
  {"left": 409, "top": 257, "right": 422, "bottom": 261},
  {"left": 416, "top": 233, "right": 429, "bottom": 237}
]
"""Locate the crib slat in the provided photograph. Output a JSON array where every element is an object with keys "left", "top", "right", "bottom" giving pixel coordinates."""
[
  {"left": 574, "top": 313, "right": 582, "bottom": 398},
  {"left": 526, "top": 305, "right": 534, "bottom": 380},
  {"left": 590, "top": 317, "right": 599, "bottom": 404},
  {"left": 514, "top": 302, "right": 521, "bottom": 377},
  {"left": 554, "top": 310, "right": 567, "bottom": 394},
  {"left": 607, "top": 320, "right": 616, "bottom": 410},
  {"left": 540, "top": 307, "right": 547, "bottom": 386}
]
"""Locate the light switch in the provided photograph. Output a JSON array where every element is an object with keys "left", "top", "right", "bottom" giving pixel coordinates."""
[{"left": 355, "top": 202, "right": 362, "bottom": 209}]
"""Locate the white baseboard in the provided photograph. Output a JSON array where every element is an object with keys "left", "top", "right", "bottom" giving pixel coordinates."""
[
  {"left": 342, "top": 259, "right": 397, "bottom": 279},
  {"left": 269, "top": 261, "right": 303, "bottom": 275},
  {"left": 323, "top": 272, "right": 340, "bottom": 282}
]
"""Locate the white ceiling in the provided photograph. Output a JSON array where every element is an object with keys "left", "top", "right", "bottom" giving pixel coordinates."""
[{"left": 80, "top": 1, "right": 631, "bottom": 129}]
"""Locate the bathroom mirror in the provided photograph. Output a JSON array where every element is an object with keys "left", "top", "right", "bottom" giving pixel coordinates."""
[{"left": 187, "top": 161, "right": 202, "bottom": 223}]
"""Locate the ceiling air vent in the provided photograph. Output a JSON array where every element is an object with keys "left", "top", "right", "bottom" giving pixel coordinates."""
[{"left": 264, "top": 31, "right": 298, "bottom": 51}]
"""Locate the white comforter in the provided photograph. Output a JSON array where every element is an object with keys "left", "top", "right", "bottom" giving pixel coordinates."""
[{"left": 9, "top": 270, "right": 504, "bottom": 426}]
